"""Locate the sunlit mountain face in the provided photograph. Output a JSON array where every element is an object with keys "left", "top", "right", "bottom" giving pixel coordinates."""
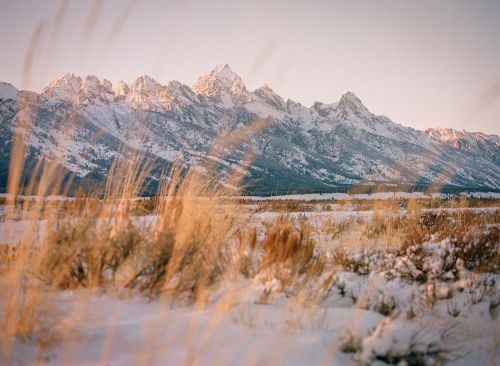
[{"left": 0, "top": 65, "right": 498, "bottom": 195}]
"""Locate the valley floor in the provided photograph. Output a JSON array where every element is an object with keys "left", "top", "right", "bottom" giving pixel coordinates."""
[{"left": 1, "top": 198, "right": 499, "bottom": 365}]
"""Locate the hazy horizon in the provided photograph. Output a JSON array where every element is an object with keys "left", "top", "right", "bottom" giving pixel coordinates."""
[{"left": 1, "top": 0, "right": 499, "bottom": 134}]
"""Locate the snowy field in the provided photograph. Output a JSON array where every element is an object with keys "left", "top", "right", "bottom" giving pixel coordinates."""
[
  {"left": 239, "top": 191, "right": 500, "bottom": 202},
  {"left": 2, "top": 206, "right": 497, "bottom": 245},
  {"left": 1, "top": 198, "right": 499, "bottom": 365},
  {"left": 3, "top": 237, "right": 499, "bottom": 365}
]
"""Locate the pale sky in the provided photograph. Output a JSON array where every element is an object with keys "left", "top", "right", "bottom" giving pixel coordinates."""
[{"left": 1, "top": 0, "right": 499, "bottom": 134}]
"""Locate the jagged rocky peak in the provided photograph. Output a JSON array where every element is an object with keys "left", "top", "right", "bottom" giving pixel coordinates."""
[
  {"left": 165, "top": 80, "right": 192, "bottom": 94},
  {"left": 49, "top": 72, "right": 82, "bottom": 85},
  {"left": 81, "top": 76, "right": 114, "bottom": 103},
  {"left": 126, "top": 75, "right": 164, "bottom": 110},
  {"left": 312, "top": 100, "right": 339, "bottom": 114},
  {"left": 337, "top": 91, "right": 367, "bottom": 112},
  {"left": 425, "top": 127, "right": 500, "bottom": 163},
  {"left": 426, "top": 128, "right": 500, "bottom": 144},
  {"left": 163, "top": 80, "right": 197, "bottom": 102},
  {"left": 210, "top": 64, "right": 245, "bottom": 90},
  {"left": 82, "top": 75, "right": 112, "bottom": 89},
  {"left": 130, "top": 75, "right": 161, "bottom": 92},
  {"left": 254, "top": 83, "right": 286, "bottom": 109},
  {"left": 42, "top": 73, "right": 82, "bottom": 97},
  {"left": 311, "top": 92, "right": 367, "bottom": 116},
  {"left": 113, "top": 80, "right": 130, "bottom": 99},
  {"left": 42, "top": 73, "right": 114, "bottom": 104},
  {"left": 165, "top": 80, "right": 183, "bottom": 89},
  {"left": 192, "top": 64, "right": 247, "bottom": 97},
  {"left": 254, "top": 83, "right": 278, "bottom": 97},
  {"left": 0, "top": 82, "right": 19, "bottom": 100}
]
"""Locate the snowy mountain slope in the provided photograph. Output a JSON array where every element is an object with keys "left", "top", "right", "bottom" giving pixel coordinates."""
[
  {"left": 0, "top": 82, "right": 19, "bottom": 101},
  {"left": 425, "top": 128, "right": 500, "bottom": 165},
  {"left": 0, "top": 64, "right": 499, "bottom": 194}
]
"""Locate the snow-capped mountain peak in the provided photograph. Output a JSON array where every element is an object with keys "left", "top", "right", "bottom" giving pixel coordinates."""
[
  {"left": 337, "top": 91, "right": 368, "bottom": 113},
  {"left": 192, "top": 64, "right": 247, "bottom": 107},
  {"left": 311, "top": 92, "right": 368, "bottom": 121},
  {"left": 41, "top": 73, "right": 115, "bottom": 105},
  {"left": 253, "top": 84, "right": 286, "bottom": 111},
  {"left": 130, "top": 75, "right": 161, "bottom": 92},
  {"left": 212, "top": 63, "right": 235, "bottom": 77},
  {"left": 1, "top": 66, "right": 498, "bottom": 194},
  {"left": 125, "top": 75, "right": 165, "bottom": 111},
  {"left": 81, "top": 75, "right": 114, "bottom": 104},
  {"left": 42, "top": 73, "right": 82, "bottom": 101}
]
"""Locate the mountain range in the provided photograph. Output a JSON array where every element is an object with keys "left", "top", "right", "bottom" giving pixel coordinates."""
[{"left": 0, "top": 64, "right": 499, "bottom": 195}]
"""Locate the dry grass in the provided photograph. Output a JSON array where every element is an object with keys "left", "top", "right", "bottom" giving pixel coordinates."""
[
  {"left": 260, "top": 221, "right": 324, "bottom": 289},
  {"left": 257, "top": 200, "right": 316, "bottom": 212},
  {"left": 1, "top": 174, "right": 498, "bottom": 358}
]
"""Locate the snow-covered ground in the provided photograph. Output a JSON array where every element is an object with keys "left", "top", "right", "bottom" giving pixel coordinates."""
[
  {"left": 239, "top": 191, "right": 500, "bottom": 201},
  {"left": 4, "top": 239, "right": 499, "bottom": 365},
  {"left": 1, "top": 204, "right": 499, "bottom": 365},
  {"left": 1, "top": 206, "right": 499, "bottom": 245},
  {"left": 6, "top": 288, "right": 382, "bottom": 365}
]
